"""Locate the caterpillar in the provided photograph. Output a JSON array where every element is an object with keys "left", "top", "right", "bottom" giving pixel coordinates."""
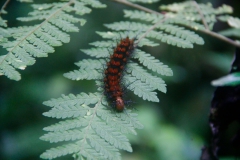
[{"left": 104, "top": 37, "right": 135, "bottom": 112}]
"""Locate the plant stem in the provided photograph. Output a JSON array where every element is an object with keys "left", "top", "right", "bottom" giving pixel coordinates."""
[
  {"left": 112, "top": 0, "right": 159, "bottom": 14},
  {"left": 199, "top": 29, "right": 240, "bottom": 47},
  {"left": 136, "top": 17, "right": 167, "bottom": 44},
  {"left": 112, "top": 0, "right": 240, "bottom": 49},
  {"left": 0, "top": 0, "right": 11, "bottom": 15},
  {"left": 192, "top": 1, "right": 210, "bottom": 30}
]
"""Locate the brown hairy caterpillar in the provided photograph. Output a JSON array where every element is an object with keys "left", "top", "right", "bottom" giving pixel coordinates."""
[{"left": 104, "top": 37, "right": 135, "bottom": 112}]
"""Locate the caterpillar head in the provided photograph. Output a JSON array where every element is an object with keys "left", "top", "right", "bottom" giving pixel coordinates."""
[{"left": 116, "top": 96, "right": 124, "bottom": 112}]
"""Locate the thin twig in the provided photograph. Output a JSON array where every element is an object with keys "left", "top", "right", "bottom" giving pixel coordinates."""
[
  {"left": 112, "top": 0, "right": 160, "bottom": 14},
  {"left": 112, "top": 0, "right": 240, "bottom": 49},
  {"left": 192, "top": 1, "right": 209, "bottom": 30},
  {"left": 0, "top": 0, "right": 11, "bottom": 15},
  {"left": 199, "top": 29, "right": 240, "bottom": 48},
  {"left": 136, "top": 16, "right": 167, "bottom": 44}
]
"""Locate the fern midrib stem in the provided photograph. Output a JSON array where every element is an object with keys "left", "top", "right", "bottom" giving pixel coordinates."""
[
  {"left": 0, "top": 0, "right": 11, "bottom": 15},
  {"left": 192, "top": 1, "right": 210, "bottom": 30},
  {"left": 113, "top": 0, "right": 240, "bottom": 49},
  {"left": 112, "top": 0, "right": 159, "bottom": 14},
  {"left": 0, "top": 0, "right": 75, "bottom": 67},
  {"left": 136, "top": 16, "right": 167, "bottom": 44},
  {"left": 79, "top": 96, "right": 103, "bottom": 154}
]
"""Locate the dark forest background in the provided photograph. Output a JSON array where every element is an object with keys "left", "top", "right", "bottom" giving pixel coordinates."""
[{"left": 0, "top": 0, "right": 240, "bottom": 159}]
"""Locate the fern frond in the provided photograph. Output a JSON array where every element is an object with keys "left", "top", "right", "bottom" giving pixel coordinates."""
[
  {"left": 0, "top": 0, "right": 105, "bottom": 81},
  {"left": 40, "top": 1, "right": 240, "bottom": 160},
  {"left": 41, "top": 96, "right": 142, "bottom": 160}
]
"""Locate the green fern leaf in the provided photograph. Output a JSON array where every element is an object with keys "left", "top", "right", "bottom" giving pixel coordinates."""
[
  {"left": 90, "top": 40, "right": 115, "bottom": 47},
  {"left": 43, "top": 117, "right": 88, "bottom": 132},
  {"left": 128, "top": 62, "right": 167, "bottom": 93},
  {"left": 104, "top": 21, "right": 202, "bottom": 48},
  {"left": 81, "top": 48, "right": 110, "bottom": 58},
  {"left": 219, "top": 28, "right": 240, "bottom": 38},
  {"left": 75, "top": 59, "right": 105, "bottom": 69},
  {"left": 118, "top": 111, "right": 144, "bottom": 129},
  {"left": 40, "top": 143, "right": 81, "bottom": 159},
  {"left": 76, "top": 143, "right": 106, "bottom": 160},
  {"left": 64, "top": 69, "right": 101, "bottom": 80},
  {"left": 157, "top": 24, "right": 204, "bottom": 45},
  {"left": 148, "top": 31, "right": 194, "bottom": 48},
  {"left": 0, "top": 17, "right": 7, "bottom": 27},
  {"left": 43, "top": 93, "right": 100, "bottom": 107},
  {"left": 125, "top": 76, "right": 159, "bottom": 102},
  {"left": 124, "top": 10, "right": 163, "bottom": 23},
  {"left": 43, "top": 105, "right": 89, "bottom": 119},
  {"left": 0, "top": 58, "right": 21, "bottom": 80},
  {"left": 96, "top": 109, "right": 139, "bottom": 135},
  {"left": 40, "top": 129, "right": 83, "bottom": 143},
  {"left": 91, "top": 121, "right": 132, "bottom": 151},
  {"left": 104, "top": 21, "right": 149, "bottom": 31},
  {"left": 81, "top": 0, "right": 107, "bottom": 8},
  {"left": 17, "top": 0, "right": 33, "bottom": 2},
  {"left": 227, "top": 17, "right": 240, "bottom": 28},
  {"left": 42, "top": 93, "right": 142, "bottom": 160},
  {"left": 41, "top": 22, "right": 70, "bottom": 43},
  {"left": 133, "top": 49, "right": 173, "bottom": 76},
  {"left": 166, "top": 18, "right": 205, "bottom": 30},
  {"left": 87, "top": 134, "right": 121, "bottom": 160},
  {"left": 215, "top": 4, "right": 233, "bottom": 14}
]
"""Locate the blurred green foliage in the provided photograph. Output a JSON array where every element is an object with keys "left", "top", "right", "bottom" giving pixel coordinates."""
[{"left": 0, "top": 0, "right": 240, "bottom": 160}]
